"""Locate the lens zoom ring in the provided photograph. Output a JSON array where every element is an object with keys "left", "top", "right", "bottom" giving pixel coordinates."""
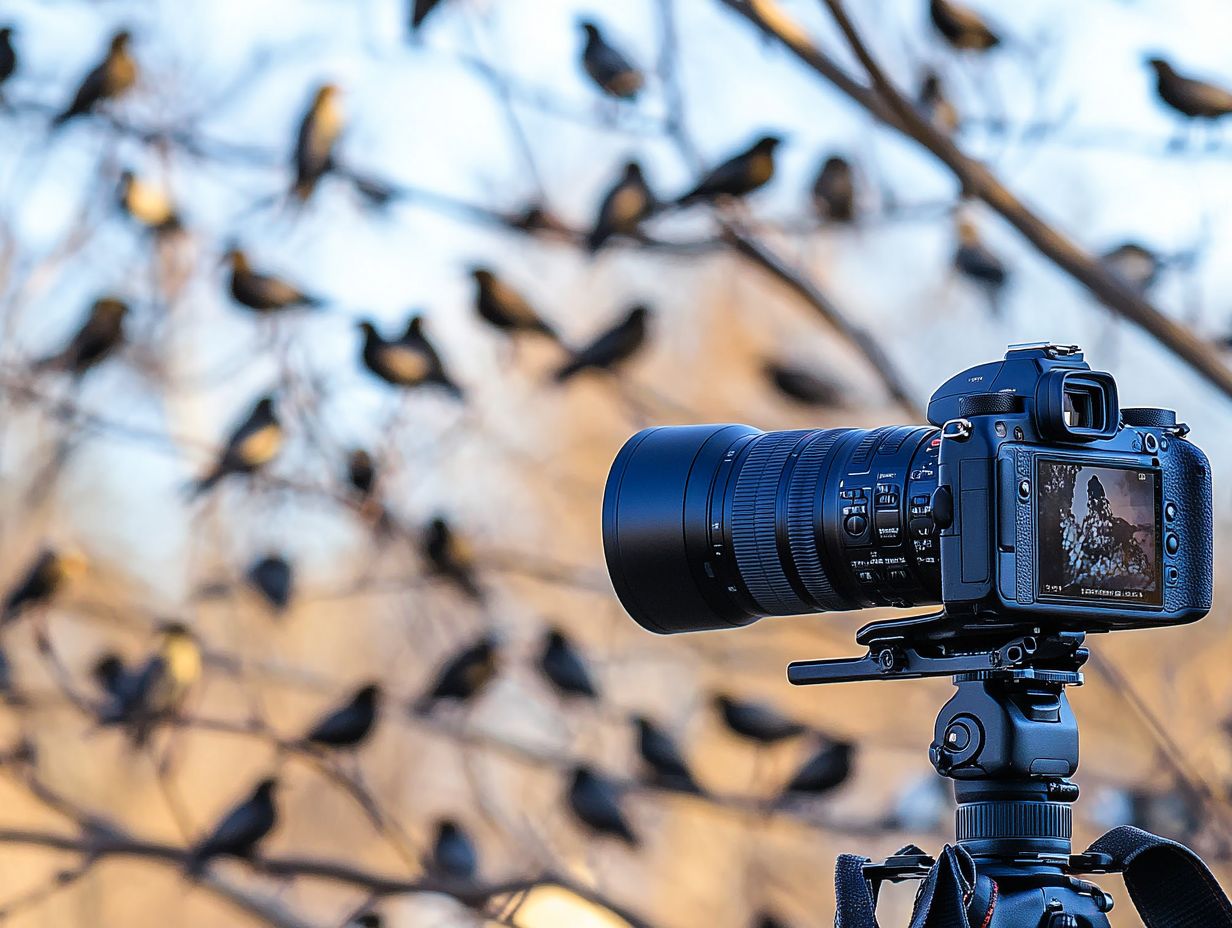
[
  {"left": 730, "top": 431, "right": 813, "bottom": 615},
  {"left": 787, "top": 430, "right": 851, "bottom": 611},
  {"left": 956, "top": 801, "right": 1072, "bottom": 842}
]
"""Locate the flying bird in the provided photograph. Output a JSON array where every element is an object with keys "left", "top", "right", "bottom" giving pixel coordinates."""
[
  {"left": 226, "top": 248, "right": 322, "bottom": 313},
  {"left": 954, "top": 218, "right": 1008, "bottom": 312},
  {"left": 778, "top": 739, "right": 854, "bottom": 800},
  {"left": 298, "top": 683, "right": 381, "bottom": 749},
  {"left": 422, "top": 516, "right": 483, "bottom": 601},
  {"left": 567, "top": 766, "right": 638, "bottom": 846},
  {"left": 919, "top": 70, "right": 959, "bottom": 133},
  {"left": 188, "top": 396, "right": 282, "bottom": 497},
  {"left": 553, "top": 305, "right": 649, "bottom": 383},
  {"left": 1100, "top": 242, "right": 1160, "bottom": 295},
  {"left": 97, "top": 622, "right": 202, "bottom": 745},
  {"left": 929, "top": 0, "right": 1000, "bottom": 51},
  {"left": 634, "top": 716, "right": 701, "bottom": 794},
  {"left": 675, "top": 135, "right": 782, "bottom": 206},
  {"left": 118, "top": 170, "right": 180, "bottom": 233},
  {"left": 714, "top": 694, "right": 808, "bottom": 745},
  {"left": 588, "top": 161, "right": 655, "bottom": 251},
  {"left": 187, "top": 777, "right": 279, "bottom": 874},
  {"left": 3, "top": 549, "right": 87, "bottom": 624},
  {"left": 0, "top": 27, "right": 18, "bottom": 90},
  {"left": 54, "top": 30, "right": 137, "bottom": 125},
  {"left": 763, "top": 360, "right": 846, "bottom": 409},
  {"left": 292, "top": 84, "right": 343, "bottom": 201},
  {"left": 412, "top": 634, "right": 499, "bottom": 714},
  {"left": 811, "top": 155, "right": 856, "bottom": 223},
  {"left": 247, "top": 554, "right": 293, "bottom": 612},
  {"left": 538, "top": 628, "right": 598, "bottom": 699},
  {"left": 35, "top": 297, "right": 127, "bottom": 377},
  {"left": 428, "top": 819, "right": 478, "bottom": 881},
  {"left": 579, "top": 21, "right": 643, "bottom": 100},
  {"left": 470, "top": 268, "right": 559, "bottom": 341},
  {"left": 410, "top": 0, "right": 447, "bottom": 32},
  {"left": 1147, "top": 58, "right": 1232, "bottom": 121},
  {"left": 358, "top": 317, "right": 463, "bottom": 397}
]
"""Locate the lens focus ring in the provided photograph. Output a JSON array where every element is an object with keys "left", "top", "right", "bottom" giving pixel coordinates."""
[{"left": 787, "top": 430, "right": 853, "bottom": 611}]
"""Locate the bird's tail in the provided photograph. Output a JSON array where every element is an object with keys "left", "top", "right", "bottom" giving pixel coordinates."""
[
  {"left": 184, "top": 842, "right": 212, "bottom": 876},
  {"left": 409, "top": 694, "right": 436, "bottom": 717},
  {"left": 586, "top": 227, "right": 611, "bottom": 253},
  {"left": 552, "top": 358, "right": 585, "bottom": 384},
  {"left": 183, "top": 469, "right": 221, "bottom": 500}
]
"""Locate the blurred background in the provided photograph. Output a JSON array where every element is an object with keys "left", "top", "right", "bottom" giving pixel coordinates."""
[{"left": 1, "top": 0, "right": 1232, "bottom": 925}]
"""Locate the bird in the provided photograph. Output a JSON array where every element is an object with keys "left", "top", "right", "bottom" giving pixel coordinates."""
[
  {"left": 225, "top": 248, "right": 322, "bottom": 314},
  {"left": 0, "top": 27, "right": 18, "bottom": 90},
  {"left": 754, "top": 915, "right": 790, "bottom": 928},
  {"left": 714, "top": 694, "right": 808, "bottom": 745},
  {"left": 778, "top": 739, "right": 854, "bottom": 800},
  {"left": 553, "top": 305, "right": 649, "bottom": 383},
  {"left": 118, "top": 170, "right": 180, "bottom": 233},
  {"left": 1146, "top": 58, "right": 1232, "bottom": 122},
  {"left": 428, "top": 819, "right": 478, "bottom": 881},
  {"left": 1100, "top": 242, "right": 1160, "bottom": 295},
  {"left": 3, "top": 548, "right": 87, "bottom": 624},
  {"left": 763, "top": 360, "right": 846, "bottom": 409},
  {"left": 53, "top": 30, "right": 136, "bottom": 125},
  {"left": 422, "top": 516, "right": 483, "bottom": 601},
  {"left": 470, "top": 268, "right": 559, "bottom": 341},
  {"left": 918, "top": 70, "right": 959, "bottom": 133},
  {"left": 412, "top": 634, "right": 499, "bottom": 714},
  {"left": 358, "top": 317, "right": 464, "bottom": 397},
  {"left": 97, "top": 622, "right": 202, "bottom": 745},
  {"left": 292, "top": 84, "right": 343, "bottom": 201},
  {"left": 675, "top": 135, "right": 782, "bottom": 206},
  {"left": 538, "top": 628, "right": 598, "bottom": 699},
  {"left": 812, "top": 155, "right": 856, "bottom": 223},
  {"left": 92, "top": 653, "right": 129, "bottom": 702},
  {"left": 347, "top": 449, "right": 376, "bottom": 498},
  {"left": 410, "top": 0, "right": 447, "bottom": 32},
  {"left": 247, "top": 555, "right": 293, "bottom": 612},
  {"left": 634, "top": 716, "right": 701, "bottom": 794},
  {"left": 954, "top": 218, "right": 1008, "bottom": 312},
  {"left": 929, "top": 0, "right": 999, "bottom": 52},
  {"left": 568, "top": 766, "right": 638, "bottom": 846},
  {"left": 35, "top": 297, "right": 127, "bottom": 377},
  {"left": 297, "top": 683, "right": 381, "bottom": 750},
  {"left": 588, "top": 161, "right": 655, "bottom": 251},
  {"left": 579, "top": 21, "right": 643, "bottom": 100},
  {"left": 187, "top": 396, "right": 282, "bottom": 497},
  {"left": 186, "top": 777, "right": 279, "bottom": 874}
]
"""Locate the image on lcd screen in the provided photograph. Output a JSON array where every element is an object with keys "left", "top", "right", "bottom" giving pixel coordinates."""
[{"left": 1036, "top": 460, "right": 1161, "bottom": 606}]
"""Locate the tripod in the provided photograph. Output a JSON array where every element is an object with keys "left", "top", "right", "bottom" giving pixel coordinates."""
[{"left": 791, "top": 612, "right": 1232, "bottom": 927}]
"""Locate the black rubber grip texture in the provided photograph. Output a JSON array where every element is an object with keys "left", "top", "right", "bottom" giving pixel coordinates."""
[
  {"left": 956, "top": 801, "right": 1072, "bottom": 842},
  {"left": 957, "top": 392, "right": 1024, "bottom": 417},
  {"left": 730, "top": 430, "right": 814, "bottom": 615},
  {"left": 1121, "top": 406, "right": 1177, "bottom": 428},
  {"left": 786, "top": 429, "right": 852, "bottom": 611}
]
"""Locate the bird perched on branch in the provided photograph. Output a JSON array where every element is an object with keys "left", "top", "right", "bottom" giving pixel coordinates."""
[
  {"left": 588, "top": 161, "right": 655, "bottom": 251},
  {"left": 428, "top": 819, "right": 478, "bottom": 881},
  {"left": 1100, "top": 242, "right": 1160, "bottom": 296},
  {"left": 929, "top": 0, "right": 999, "bottom": 52},
  {"left": 568, "top": 766, "right": 638, "bottom": 846},
  {"left": 778, "top": 738, "right": 854, "bottom": 801},
  {"left": 187, "top": 777, "right": 279, "bottom": 874},
  {"left": 3, "top": 549, "right": 87, "bottom": 624},
  {"left": 634, "top": 716, "right": 701, "bottom": 794},
  {"left": 118, "top": 170, "right": 180, "bottom": 233},
  {"left": 226, "top": 248, "right": 322, "bottom": 314},
  {"left": 553, "top": 305, "right": 648, "bottom": 383},
  {"left": 410, "top": 0, "right": 447, "bottom": 32},
  {"left": 954, "top": 218, "right": 1008, "bottom": 313},
  {"left": 35, "top": 297, "right": 127, "bottom": 377},
  {"left": 247, "top": 554, "right": 293, "bottom": 612},
  {"left": 97, "top": 622, "right": 201, "bottom": 745},
  {"left": 812, "top": 155, "right": 856, "bottom": 223},
  {"left": 538, "top": 628, "right": 598, "bottom": 700},
  {"left": 764, "top": 360, "right": 846, "bottom": 409},
  {"left": 0, "top": 27, "right": 18, "bottom": 91},
  {"left": 918, "top": 70, "right": 959, "bottom": 134},
  {"left": 579, "top": 21, "right": 643, "bottom": 100},
  {"left": 188, "top": 396, "right": 282, "bottom": 498},
  {"left": 297, "top": 683, "right": 381, "bottom": 750},
  {"left": 412, "top": 634, "right": 499, "bottom": 714},
  {"left": 422, "top": 516, "right": 483, "bottom": 601},
  {"left": 675, "top": 135, "right": 782, "bottom": 206},
  {"left": 359, "top": 317, "right": 464, "bottom": 397},
  {"left": 470, "top": 268, "right": 559, "bottom": 342},
  {"left": 292, "top": 84, "right": 343, "bottom": 202},
  {"left": 714, "top": 694, "right": 808, "bottom": 745},
  {"left": 1146, "top": 58, "right": 1232, "bottom": 122},
  {"left": 54, "top": 30, "right": 136, "bottom": 126}
]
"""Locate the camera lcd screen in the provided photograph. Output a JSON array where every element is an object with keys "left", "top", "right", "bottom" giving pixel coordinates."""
[{"left": 1036, "top": 460, "right": 1162, "bottom": 606}]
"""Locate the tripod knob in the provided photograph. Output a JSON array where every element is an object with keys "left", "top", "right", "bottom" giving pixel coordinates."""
[{"left": 1045, "top": 915, "right": 1078, "bottom": 928}]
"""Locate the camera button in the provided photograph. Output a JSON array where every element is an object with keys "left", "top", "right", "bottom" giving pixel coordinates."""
[
  {"left": 1165, "top": 501, "right": 1177, "bottom": 522},
  {"left": 1167, "top": 567, "right": 1180, "bottom": 585},
  {"left": 1165, "top": 533, "right": 1180, "bottom": 555},
  {"left": 844, "top": 514, "right": 868, "bottom": 536}
]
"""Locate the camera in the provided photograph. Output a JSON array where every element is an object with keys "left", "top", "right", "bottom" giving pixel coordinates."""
[{"left": 602, "top": 343, "right": 1212, "bottom": 637}]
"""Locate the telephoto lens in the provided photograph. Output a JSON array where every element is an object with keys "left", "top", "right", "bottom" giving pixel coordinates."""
[{"left": 602, "top": 423, "right": 944, "bottom": 634}]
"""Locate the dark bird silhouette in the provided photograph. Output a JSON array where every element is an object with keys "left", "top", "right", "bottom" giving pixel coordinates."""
[
  {"left": 539, "top": 628, "right": 598, "bottom": 699},
  {"left": 3, "top": 548, "right": 87, "bottom": 624},
  {"left": 588, "top": 161, "right": 655, "bottom": 251},
  {"left": 247, "top": 554, "right": 293, "bottom": 612},
  {"left": 919, "top": 69, "right": 959, "bottom": 133},
  {"left": 97, "top": 622, "right": 201, "bottom": 745},
  {"left": 226, "top": 248, "right": 322, "bottom": 313},
  {"left": 292, "top": 84, "right": 343, "bottom": 201},
  {"left": 54, "top": 30, "right": 136, "bottom": 125},
  {"left": 359, "top": 317, "right": 463, "bottom": 397},
  {"left": 675, "top": 135, "right": 782, "bottom": 206},
  {"left": 553, "top": 305, "right": 649, "bottom": 383},
  {"left": 118, "top": 171, "right": 180, "bottom": 233},
  {"left": 422, "top": 516, "right": 483, "bottom": 601},
  {"left": 634, "top": 716, "right": 701, "bottom": 794},
  {"left": 929, "top": 0, "right": 999, "bottom": 51},
  {"left": 298, "top": 683, "right": 381, "bottom": 749},
  {"left": 187, "top": 396, "right": 282, "bottom": 497},
  {"left": 412, "top": 635, "right": 499, "bottom": 714},
  {"left": 764, "top": 360, "right": 846, "bottom": 409},
  {"left": 955, "top": 218, "right": 1008, "bottom": 312},
  {"left": 1100, "top": 242, "right": 1160, "bottom": 295},
  {"left": 93, "top": 653, "right": 128, "bottom": 701},
  {"left": 470, "top": 268, "right": 559, "bottom": 341},
  {"left": 349, "top": 913, "right": 382, "bottom": 928},
  {"left": 0, "top": 27, "right": 18, "bottom": 90},
  {"left": 714, "top": 694, "right": 807, "bottom": 745},
  {"left": 812, "top": 155, "right": 855, "bottom": 222},
  {"left": 754, "top": 914, "right": 790, "bottom": 928},
  {"left": 410, "top": 0, "right": 447, "bottom": 31},
  {"left": 187, "top": 777, "right": 279, "bottom": 874},
  {"left": 347, "top": 449, "right": 376, "bottom": 497},
  {"left": 579, "top": 21, "right": 643, "bottom": 100},
  {"left": 568, "top": 766, "right": 638, "bottom": 846},
  {"left": 35, "top": 297, "right": 127, "bottom": 376},
  {"left": 779, "top": 739, "right": 854, "bottom": 799},
  {"left": 429, "top": 819, "right": 477, "bottom": 881},
  {"left": 1147, "top": 58, "right": 1232, "bottom": 121}
]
